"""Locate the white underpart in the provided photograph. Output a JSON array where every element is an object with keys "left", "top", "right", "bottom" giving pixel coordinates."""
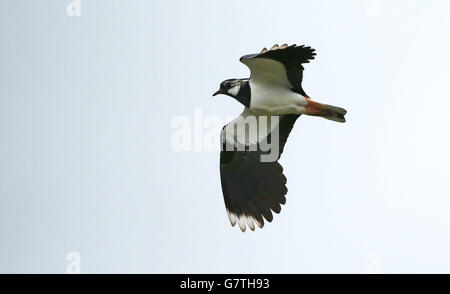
[
  {"left": 241, "top": 57, "right": 308, "bottom": 115},
  {"left": 226, "top": 210, "right": 264, "bottom": 232},
  {"left": 227, "top": 84, "right": 241, "bottom": 96},
  {"left": 250, "top": 80, "right": 307, "bottom": 115}
]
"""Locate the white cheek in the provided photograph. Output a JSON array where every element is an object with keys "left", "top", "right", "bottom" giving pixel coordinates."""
[{"left": 227, "top": 85, "right": 240, "bottom": 96}]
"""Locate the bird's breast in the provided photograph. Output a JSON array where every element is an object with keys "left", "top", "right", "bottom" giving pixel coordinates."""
[{"left": 249, "top": 81, "right": 307, "bottom": 115}]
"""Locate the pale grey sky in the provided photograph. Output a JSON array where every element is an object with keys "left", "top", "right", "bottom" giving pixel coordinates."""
[{"left": 1, "top": 0, "right": 450, "bottom": 273}]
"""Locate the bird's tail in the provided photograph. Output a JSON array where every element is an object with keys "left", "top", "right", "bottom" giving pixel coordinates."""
[{"left": 305, "top": 100, "right": 347, "bottom": 123}]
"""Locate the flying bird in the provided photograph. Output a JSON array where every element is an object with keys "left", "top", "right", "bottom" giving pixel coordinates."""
[{"left": 213, "top": 44, "right": 347, "bottom": 232}]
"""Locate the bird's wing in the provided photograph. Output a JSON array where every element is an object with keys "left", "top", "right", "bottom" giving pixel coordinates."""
[
  {"left": 219, "top": 108, "right": 301, "bottom": 231},
  {"left": 240, "top": 44, "right": 316, "bottom": 96}
]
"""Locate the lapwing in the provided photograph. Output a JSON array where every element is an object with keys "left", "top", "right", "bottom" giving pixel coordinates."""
[{"left": 213, "top": 44, "right": 347, "bottom": 232}]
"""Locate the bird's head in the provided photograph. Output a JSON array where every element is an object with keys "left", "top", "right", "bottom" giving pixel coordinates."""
[{"left": 212, "top": 79, "right": 246, "bottom": 98}]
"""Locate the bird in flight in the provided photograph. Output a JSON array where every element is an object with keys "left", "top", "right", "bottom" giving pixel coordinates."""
[{"left": 213, "top": 44, "right": 347, "bottom": 232}]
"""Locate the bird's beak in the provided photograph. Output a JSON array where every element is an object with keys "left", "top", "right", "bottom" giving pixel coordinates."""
[{"left": 212, "top": 89, "right": 222, "bottom": 96}]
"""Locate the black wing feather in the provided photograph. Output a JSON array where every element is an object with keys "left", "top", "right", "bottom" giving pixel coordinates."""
[{"left": 219, "top": 114, "right": 300, "bottom": 231}]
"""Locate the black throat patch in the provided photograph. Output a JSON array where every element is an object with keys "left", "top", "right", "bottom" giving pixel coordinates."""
[{"left": 234, "top": 82, "right": 251, "bottom": 108}]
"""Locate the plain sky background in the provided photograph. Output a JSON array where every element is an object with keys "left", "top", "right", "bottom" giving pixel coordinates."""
[{"left": 1, "top": 0, "right": 450, "bottom": 273}]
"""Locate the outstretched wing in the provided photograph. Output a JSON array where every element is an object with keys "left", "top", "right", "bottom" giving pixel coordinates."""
[
  {"left": 240, "top": 44, "right": 316, "bottom": 96},
  {"left": 219, "top": 108, "right": 301, "bottom": 232}
]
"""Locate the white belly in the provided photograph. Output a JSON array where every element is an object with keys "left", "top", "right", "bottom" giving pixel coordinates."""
[{"left": 249, "top": 81, "right": 308, "bottom": 115}]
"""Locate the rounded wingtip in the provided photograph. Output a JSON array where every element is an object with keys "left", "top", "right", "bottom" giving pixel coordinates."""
[{"left": 228, "top": 211, "right": 267, "bottom": 232}]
